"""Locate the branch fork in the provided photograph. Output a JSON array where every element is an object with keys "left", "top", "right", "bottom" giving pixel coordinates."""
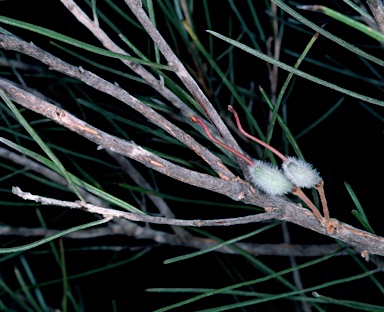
[{"left": 191, "top": 106, "right": 331, "bottom": 229}]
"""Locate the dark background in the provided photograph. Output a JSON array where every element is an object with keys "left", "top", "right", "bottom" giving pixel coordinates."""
[{"left": 0, "top": 0, "right": 383, "bottom": 311}]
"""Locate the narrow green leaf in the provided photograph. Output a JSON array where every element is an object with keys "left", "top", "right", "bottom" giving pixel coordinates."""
[
  {"left": 247, "top": 0, "right": 266, "bottom": 41},
  {"left": 300, "top": 5, "right": 384, "bottom": 43},
  {"left": 259, "top": 86, "right": 304, "bottom": 159},
  {"left": 14, "top": 267, "right": 43, "bottom": 312},
  {"left": 182, "top": 21, "right": 265, "bottom": 142},
  {"left": 337, "top": 240, "right": 384, "bottom": 294},
  {"left": 164, "top": 222, "right": 280, "bottom": 264},
  {"left": 312, "top": 291, "right": 384, "bottom": 311},
  {"left": 189, "top": 227, "right": 308, "bottom": 293},
  {"left": 359, "top": 101, "right": 384, "bottom": 122},
  {"left": 342, "top": 0, "right": 375, "bottom": 23},
  {"left": 51, "top": 41, "right": 145, "bottom": 83},
  {"left": 20, "top": 256, "right": 48, "bottom": 311},
  {"left": 206, "top": 30, "right": 384, "bottom": 108},
  {"left": 154, "top": 250, "right": 339, "bottom": 311},
  {"left": 0, "top": 16, "right": 171, "bottom": 70},
  {"left": 351, "top": 210, "right": 375, "bottom": 234},
  {"left": 344, "top": 182, "right": 374, "bottom": 233},
  {"left": 0, "top": 137, "right": 144, "bottom": 214},
  {"left": 91, "top": 0, "right": 98, "bottom": 26},
  {"left": 271, "top": 0, "right": 384, "bottom": 67},
  {"left": 265, "top": 31, "right": 320, "bottom": 157},
  {"left": 0, "top": 218, "right": 111, "bottom": 254},
  {"left": 0, "top": 89, "right": 84, "bottom": 202},
  {"left": 284, "top": 49, "right": 384, "bottom": 87},
  {"left": 104, "top": 0, "right": 142, "bottom": 29},
  {"left": 59, "top": 239, "right": 68, "bottom": 312},
  {"left": 196, "top": 270, "right": 378, "bottom": 312},
  {"left": 228, "top": 0, "right": 261, "bottom": 50},
  {"left": 295, "top": 97, "right": 344, "bottom": 139},
  {"left": 146, "top": 0, "right": 160, "bottom": 65},
  {"left": 0, "top": 277, "right": 35, "bottom": 312},
  {"left": 28, "top": 248, "right": 150, "bottom": 291}
]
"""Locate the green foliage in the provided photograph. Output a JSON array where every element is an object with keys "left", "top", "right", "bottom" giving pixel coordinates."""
[{"left": 0, "top": 0, "right": 383, "bottom": 311}]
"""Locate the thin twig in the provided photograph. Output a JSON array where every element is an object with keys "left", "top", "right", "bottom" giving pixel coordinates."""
[
  {"left": 10, "top": 186, "right": 384, "bottom": 256},
  {"left": 59, "top": 0, "right": 198, "bottom": 122},
  {"left": 0, "top": 147, "right": 108, "bottom": 207},
  {"left": 282, "top": 221, "right": 312, "bottom": 312},
  {"left": 1, "top": 35, "right": 384, "bottom": 257},
  {"left": 61, "top": 0, "right": 226, "bottom": 156},
  {"left": 367, "top": 0, "right": 384, "bottom": 34},
  {"left": 123, "top": 0, "right": 249, "bottom": 172},
  {"left": 292, "top": 186, "right": 324, "bottom": 222},
  {"left": 190, "top": 115, "right": 254, "bottom": 166},
  {"left": 106, "top": 150, "right": 189, "bottom": 239},
  {"left": 0, "top": 35, "right": 234, "bottom": 180},
  {"left": 0, "top": 223, "right": 350, "bottom": 257},
  {"left": 228, "top": 105, "right": 287, "bottom": 161},
  {"left": 316, "top": 180, "right": 330, "bottom": 220},
  {"left": 267, "top": 2, "right": 281, "bottom": 105},
  {"left": 11, "top": 187, "right": 279, "bottom": 227},
  {"left": 0, "top": 78, "right": 243, "bottom": 198}
]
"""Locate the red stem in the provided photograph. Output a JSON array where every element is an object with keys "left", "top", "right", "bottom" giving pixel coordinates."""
[
  {"left": 228, "top": 105, "right": 287, "bottom": 162},
  {"left": 190, "top": 115, "right": 254, "bottom": 166},
  {"left": 292, "top": 186, "right": 324, "bottom": 222},
  {"left": 315, "top": 180, "right": 330, "bottom": 220}
]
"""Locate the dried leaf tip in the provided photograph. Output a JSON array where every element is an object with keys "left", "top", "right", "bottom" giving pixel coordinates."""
[{"left": 190, "top": 115, "right": 199, "bottom": 123}]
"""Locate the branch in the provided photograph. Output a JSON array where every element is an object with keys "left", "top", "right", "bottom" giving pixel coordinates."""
[
  {"left": 123, "top": 0, "right": 250, "bottom": 172},
  {"left": 60, "top": 0, "right": 230, "bottom": 169},
  {"left": 11, "top": 186, "right": 384, "bottom": 257},
  {"left": 0, "top": 222, "right": 351, "bottom": 257},
  {"left": 0, "top": 146, "right": 188, "bottom": 242},
  {"left": 12, "top": 187, "right": 279, "bottom": 227},
  {"left": 106, "top": 150, "right": 189, "bottom": 239},
  {"left": 0, "top": 149, "right": 346, "bottom": 258},
  {"left": 59, "top": 0, "right": 196, "bottom": 120},
  {"left": 0, "top": 34, "right": 234, "bottom": 180},
  {"left": 0, "top": 81, "right": 245, "bottom": 198},
  {"left": 0, "top": 147, "right": 108, "bottom": 207},
  {"left": 367, "top": 0, "right": 384, "bottom": 34},
  {"left": 1, "top": 36, "right": 384, "bottom": 257}
]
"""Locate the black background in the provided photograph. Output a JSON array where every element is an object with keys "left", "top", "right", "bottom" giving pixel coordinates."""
[{"left": 0, "top": 1, "right": 383, "bottom": 311}]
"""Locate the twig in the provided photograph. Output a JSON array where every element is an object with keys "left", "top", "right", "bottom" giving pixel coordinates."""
[
  {"left": 367, "top": 0, "right": 384, "bottom": 34},
  {"left": 0, "top": 223, "right": 351, "bottom": 257},
  {"left": 60, "top": 0, "right": 227, "bottom": 152},
  {"left": 0, "top": 147, "right": 108, "bottom": 207},
  {"left": 59, "top": 0, "right": 198, "bottom": 122},
  {"left": 106, "top": 150, "right": 189, "bottom": 239},
  {"left": 0, "top": 147, "right": 347, "bottom": 259},
  {"left": 1, "top": 35, "right": 384, "bottom": 257},
  {"left": 266, "top": 2, "right": 281, "bottom": 105},
  {"left": 11, "top": 186, "right": 279, "bottom": 227},
  {"left": 0, "top": 34, "right": 234, "bottom": 180},
  {"left": 282, "top": 221, "right": 312, "bottom": 312},
  {"left": 0, "top": 78, "right": 243, "bottom": 197},
  {"left": 123, "top": 0, "right": 249, "bottom": 172},
  {"left": 0, "top": 146, "right": 190, "bottom": 241},
  {"left": 107, "top": 151, "right": 175, "bottom": 218},
  {"left": 0, "top": 149, "right": 339, "bottom": 257},
  {"left": 292, "top": 186, "right": 324, "bottom": 222},
  {"left": 315, "top": 180, "right": 330, "bottom": 220},
  {"left": 10, "top": 186, "right": 384, "bottom": 256}
]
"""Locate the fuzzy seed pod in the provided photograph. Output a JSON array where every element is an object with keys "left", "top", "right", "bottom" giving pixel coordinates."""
[
  {"left": 249, "top": 160, "right": 293, "bottom": 195},
  {"left": 282, "top": 157, "right": 321, "bottom": 188}
]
